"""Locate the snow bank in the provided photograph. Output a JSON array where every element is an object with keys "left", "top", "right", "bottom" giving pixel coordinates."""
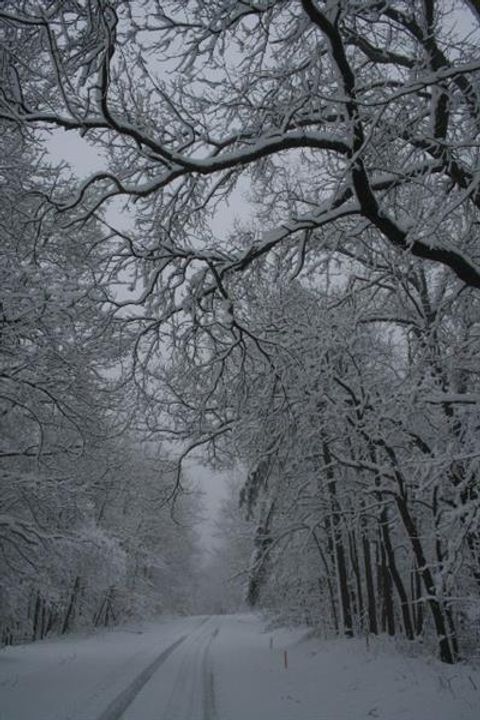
[{"left": 213, "top": 614, "right": 480, "bottom": 720}]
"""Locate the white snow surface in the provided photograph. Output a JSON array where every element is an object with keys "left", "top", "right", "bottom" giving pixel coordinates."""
[{"left": 1, "top": 613, "right": 479, "bottom": 720}]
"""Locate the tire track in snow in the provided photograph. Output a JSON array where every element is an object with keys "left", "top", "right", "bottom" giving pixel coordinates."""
[
  {"left": 202, "top": 626, "right": 219, "bottom": 720},
  {"left": 95, "top": 627, "right": 199, "bottom": 720},
  {"left": 160, "top": 619, "right": 219, "bottom": 720}
]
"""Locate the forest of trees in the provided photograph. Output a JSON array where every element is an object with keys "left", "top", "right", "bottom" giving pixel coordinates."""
[
  {"left": 1, "top": 0, "right": 480, "bottom": 665},
  {"left": 0, "top": 123, "right": 200, "bottom": 644}
]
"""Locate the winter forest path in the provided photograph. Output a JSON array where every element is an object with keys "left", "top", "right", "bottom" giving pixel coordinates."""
[
  {"left": 1, "top": 614, "right": 480, "bottom": 720},
  {"left": 118, "top": 616, "right": 218, "bottom": 720}
]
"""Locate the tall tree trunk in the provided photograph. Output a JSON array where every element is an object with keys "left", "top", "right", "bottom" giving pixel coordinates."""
[
  {"left": 381, "top": 507, "right": 414, "bottom": 640},
  {"left": 32, "top": 591, "right": 41, "bottom": 642},
  {"left": 395, "top": 496, "right": 457, "bottom": 663},
  {"left": 361, "top": 521, "right": 378, "bottom": 635},
  {"left": 323, "top": 440, "right": 353, "bottom": 637},
  {"left": 348, "top": 528, "right": 364, "bottom": 631},
  {"left": 40, "top": 599, "right": 47, "bottom": 639},
  {"left": 312, "top": 529, "right": 339, "bottom": 633},
  {"left": 377, "top": 438, "right": 458, "bottom": 663},
  {"left": 246, "top": 500, "right": 275, "bottom": 607},
  {"left": 62, "top": 576, "right": 81, "bottom": 635},
  {"left": 432, "top": 488, "right": 459, "bottom": 658},
  {"left": 411, "top": 562, "right": 424, "bottom": 637},
  {"left": 379, "top": 537, "right": 395, "bottom": 636}
]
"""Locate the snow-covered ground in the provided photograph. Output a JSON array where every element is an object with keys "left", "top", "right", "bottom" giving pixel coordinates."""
[{"left": 1, "top": 614, "right": 479, "bottom": 720}]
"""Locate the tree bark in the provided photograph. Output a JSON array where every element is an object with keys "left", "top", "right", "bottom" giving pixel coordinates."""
[
  {"left": 381, "top": 508, "right": 414, "bottom": 640},
  {"left": 362, "top": 526, "right": 378, "bottom": 635},
  {"left": 32, "top": 591, "right": 41, "bottom": 642},
  {"left": 349, "top": 528, "right": 364, "bottom": 629},
  {"left": 323, "top": 440, "right": 353, "bottom": 637},
  {"left": 379, "top": 538, "right": 395, "bottom": 636},
  {"left": 62, "top": 576, "right": 81, "bottom": 635},
  {"left": 312, "top": 529, "right": 339, "bottom": 633},
  {"left": 395, "top": 496, "right": 457, "bottom": 663}
]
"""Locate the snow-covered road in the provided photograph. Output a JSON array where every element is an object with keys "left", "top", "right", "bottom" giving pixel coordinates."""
[
  {"left": 1, "top": 614, "right": 480, "bottom": 720},
  {"left": 119, "top": 617, "right": 218, "bottom": 720}
]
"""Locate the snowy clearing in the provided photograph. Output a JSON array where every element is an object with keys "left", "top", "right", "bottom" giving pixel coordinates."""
[{"left": 1, "top": 614, "right": 479, "bottom": 720}]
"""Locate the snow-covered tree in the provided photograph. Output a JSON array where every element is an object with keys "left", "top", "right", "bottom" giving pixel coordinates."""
[
  {"left": 0, "top": 123, "right": 199, "bottom": 644},
  {"left": 1, "top": 0, "right": 479, "bottom": 297},
  {"left": 1, "top": 0, "right": 480, "bottom": 665}
]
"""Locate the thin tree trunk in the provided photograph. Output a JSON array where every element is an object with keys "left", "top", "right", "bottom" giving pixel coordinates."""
[
  {"left": 395, "top": 496, "right": 457, "bottom": 663},
  {"left": 414, "top": 565, "right": 424, "bottom": 636},
  {"left": 361, "top": 525, "right": 378, "bottom": 635},
  {"left": 246, "top": 500, "right": 275, "bottom": 607},
  {"left": 349, "top": 527, "right": 364, "bottom": 629},
  {"left": 432, "top": 490, "right": 459, "bottom": 659},
  {"left": 312, "top": 529, "right": 339, "bottom": 633},
  {"left": 32, "top": 591, "right": 41, "bottom": 642},
  {"left": 379, "top": 537, "right": 395, "bottom": 636},
  {"left": 323, "top": 440, "right": 353, "bottom": 637},
  {"left": 40, "top": 599, "right": 47, "bottom": 639},
  {"left": 62, "top": 576, "right": 81, "bottom": 635},
  {"left": 381, "top": 508, "right": 414, "bottom": 640}
]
